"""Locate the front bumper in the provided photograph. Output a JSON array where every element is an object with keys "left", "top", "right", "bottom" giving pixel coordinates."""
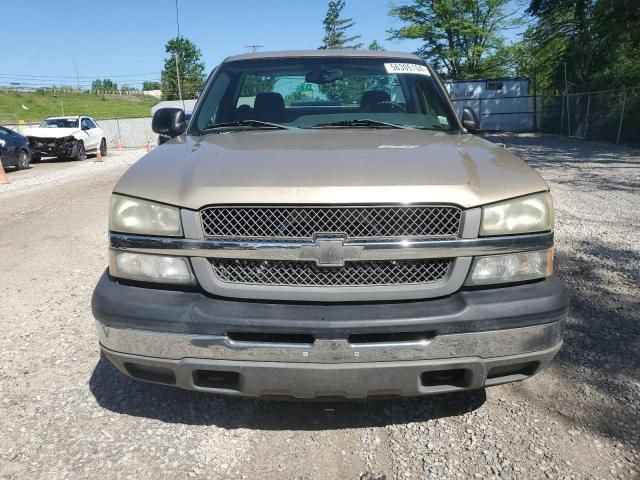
[
  {"left": 28, "top": 137, "right": 76, "bottom": 157},
  {"left": 101, "top": 343, "right": 562, "bottom": 398},
  {"left": 93, "top": 272, "right": 568, "bottom": 398}
]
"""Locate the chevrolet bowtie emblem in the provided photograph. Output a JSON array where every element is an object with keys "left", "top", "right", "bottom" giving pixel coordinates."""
[{"left": 299, "top": 237, "right": 363, "bottom": 267}]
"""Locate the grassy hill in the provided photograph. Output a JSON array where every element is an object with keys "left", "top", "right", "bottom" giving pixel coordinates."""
[{"left": 0, "top": 90, "right": 160, "bottom": 123}]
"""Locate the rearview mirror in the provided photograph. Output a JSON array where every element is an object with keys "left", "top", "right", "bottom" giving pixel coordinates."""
[
  {"left": 152, "top": 108, "right": 186, "bottom": 138},
  {"left": 305, "top": 68, "right": 343, "bottom": 84},
  {"left": 462, "top": 106, "right": 480, "bottom": 132}
]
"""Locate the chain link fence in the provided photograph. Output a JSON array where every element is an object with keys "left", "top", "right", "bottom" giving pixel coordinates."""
[
  {"left": 450, "top": 86, "right": 639, "bottom": 147},
  {"left": 540, "top": 87, "right": 640, "bottom": 146},
  {"left": 96, "top": 117, "right": 157, "bottom": 149},
  {"left": 4, "top": 87, "right": 640, "bottom": 148},
  {"left": 0, "top": 114, "right": 19, "bottom": 130},
  {"left": 0, "top": 115, "right": 156, "bottom": 149},
  {"left": 0, "top": 89, "right": 160, "bottom": 148}
]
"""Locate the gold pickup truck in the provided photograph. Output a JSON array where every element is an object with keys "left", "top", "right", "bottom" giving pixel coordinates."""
[{"left": 92, "top": 50, "right": 568, "bottom": 399}]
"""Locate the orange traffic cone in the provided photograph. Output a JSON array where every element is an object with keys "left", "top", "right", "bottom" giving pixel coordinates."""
[
  {"left": 146, "top": 141, "right": 152, "bottom": 153},
  {"left": 0, "top": 163, "right": 10, "bottom": 184},
  {"left": 95, "top": 147, "right": 103, "bottom": 163}
]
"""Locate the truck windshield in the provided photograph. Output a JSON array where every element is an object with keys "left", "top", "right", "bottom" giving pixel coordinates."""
[{"left": 193, "top": 57, "right": 458, "bottom": 133}]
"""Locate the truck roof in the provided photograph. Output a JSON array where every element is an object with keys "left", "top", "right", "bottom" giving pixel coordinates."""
[{"left": 224, "top": 49, "right": 423, "bottom": 63}]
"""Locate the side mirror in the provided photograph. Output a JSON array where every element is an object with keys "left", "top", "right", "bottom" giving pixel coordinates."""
[
  {"left": 152, "top": 108, "right": 186, "bottom": 138},
  {"left": 462, "top": 106, "right": 480, "bottom": 132}
]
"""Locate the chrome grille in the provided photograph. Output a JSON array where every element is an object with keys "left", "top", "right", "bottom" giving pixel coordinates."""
[
  {"left": 200, "top": 206, "right": 461, "bottom": 240},
  {"left": 211, "top": 259, "right": 451, "bottom": 287}
]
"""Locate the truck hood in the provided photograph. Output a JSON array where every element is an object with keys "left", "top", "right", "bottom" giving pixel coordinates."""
[
  {"left": 23, "top": 127, "right": 79, "bottom": 138},
  {"left": 114, "top": 129, "right": 548, "bottom": 210}
]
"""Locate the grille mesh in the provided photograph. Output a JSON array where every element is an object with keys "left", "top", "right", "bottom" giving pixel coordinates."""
[
  {"left": 201, "top": 206, "right": 461, "bottom": 240},
  {"left": 211, "top": 259, "right": 451, "bottom": 287}
]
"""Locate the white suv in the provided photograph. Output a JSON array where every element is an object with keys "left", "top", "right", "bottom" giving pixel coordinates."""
[{"left": 25, "top": 115, "right": 107, "bottom": 162}]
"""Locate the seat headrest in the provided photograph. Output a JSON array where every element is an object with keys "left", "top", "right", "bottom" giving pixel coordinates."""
[
  {"left": 235, "top": 104, "right": 252, "bottom": 121},
  {"left": 360, "top": 91, "right": 391, "bottom": 112},
  {"left": 254, "top": 92, "right": 285, "bottom": 122}
]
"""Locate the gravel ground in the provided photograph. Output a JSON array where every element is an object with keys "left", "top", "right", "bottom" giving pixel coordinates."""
[
  {"left": 0, "top": 149, "right": 145, "bottom": 195},
  {"left": 0, "top": 134, "right": 638, "bottom": 479}
]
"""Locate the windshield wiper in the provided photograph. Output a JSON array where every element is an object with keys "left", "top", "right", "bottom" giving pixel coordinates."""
[
  {"left": 412, "top": 125, "right": 451, "bottom": 131},
  {"left": 201, "top": 120, "right": 292, "bottom": 132},
  {"left": 311, "top": 119, "right": 410, "bottom": 129}
]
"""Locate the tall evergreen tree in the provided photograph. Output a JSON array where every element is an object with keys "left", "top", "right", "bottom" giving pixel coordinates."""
[{"left": 319, "top": 0, "right": 363, "bottom": 49}]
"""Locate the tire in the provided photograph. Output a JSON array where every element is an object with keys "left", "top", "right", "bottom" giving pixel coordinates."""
[
  {"left": 73, "top": 140, "right": 86, "bottom": 161},
  {"left": 17, "top": 149, "right": 31, "bottom": 170},
  {"left": 99, "top": 138, "right": 107, "bottom": 157}
]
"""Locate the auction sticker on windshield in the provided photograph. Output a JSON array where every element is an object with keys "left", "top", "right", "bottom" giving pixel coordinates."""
[{"left": 384, "top": 63, "right": 431, "bottom": 76}]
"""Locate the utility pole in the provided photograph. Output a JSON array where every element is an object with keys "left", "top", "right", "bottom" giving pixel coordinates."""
[
  {"left": 175, "top": 54, "right": 183, "bottom": 104},
  {"left": 175, "top": 0, "right": 185, "bottom": 110},
  {"left": 245, "top": 45, "right": 263, "bottom": 53},
  {"left": 75, "top": 62, "right": 80, "bottom": 92}
]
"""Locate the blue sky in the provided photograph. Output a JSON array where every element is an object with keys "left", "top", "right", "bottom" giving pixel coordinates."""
[{"left": 2, "top": 1, "right": 523, "bottom": 90}]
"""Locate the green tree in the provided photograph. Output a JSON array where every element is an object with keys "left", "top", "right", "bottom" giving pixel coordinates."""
[
  {"left": 525, "top": 0, "right": 593, "bottom": 90},
  {"left": 368, "top": 40, "right": 385, "bottom": 51},
  {"left": 161, "top": 37, "right": 206, "bottom": 100},
  {"left": 120, "top": 84, "right": 139, "bottom": 93},
  {"left": 523, "top": 0, "right": 640, "bottom": 91},
  {"left": 319, "top": 0, "right": 363, "bottom": 49},
  {"left": 320, "top": 77, "right": 366, "bottom": 105},
  {"left": 284, "top": 83, "right": 317, "bottom": 106},
  {"left": 388, "top": 0, "right": 522, "bottom": 80},
  {"left": 142, "top": 81, "right": 161, "bottom": 90},
  {"left": 239, "top": 75, "right": 277, "bottom": 96},
  {"left": 92, "top": 79, "right": 118, "bottom": 92},
  {"left": 104, "top": 79, "right": 118, "bottom": 92},
  {"left": 105, "top": 79, "right": 118, "bottom": 92}
]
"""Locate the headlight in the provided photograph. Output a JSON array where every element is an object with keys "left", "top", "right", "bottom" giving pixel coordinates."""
[
  {"left": 481, "top": 192, "right": 553, "bottom": 236},
  {"left": 110, "top": 250, "right": 196, "bottom": 285},
  {"left": 465, "top": 249, "right": 553, "bottom": 286},
  {"left": 109, "top": 195, "right": 182, "bottom": 236}
]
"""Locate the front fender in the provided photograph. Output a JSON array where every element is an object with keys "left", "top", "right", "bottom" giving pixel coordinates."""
[{"left": 72, "top": 132, "right": 88, "bottom": 141}]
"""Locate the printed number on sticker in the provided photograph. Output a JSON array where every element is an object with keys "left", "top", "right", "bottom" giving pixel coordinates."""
[{"left": 384, "top": 63, "right": 431, "bottom": 76}]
